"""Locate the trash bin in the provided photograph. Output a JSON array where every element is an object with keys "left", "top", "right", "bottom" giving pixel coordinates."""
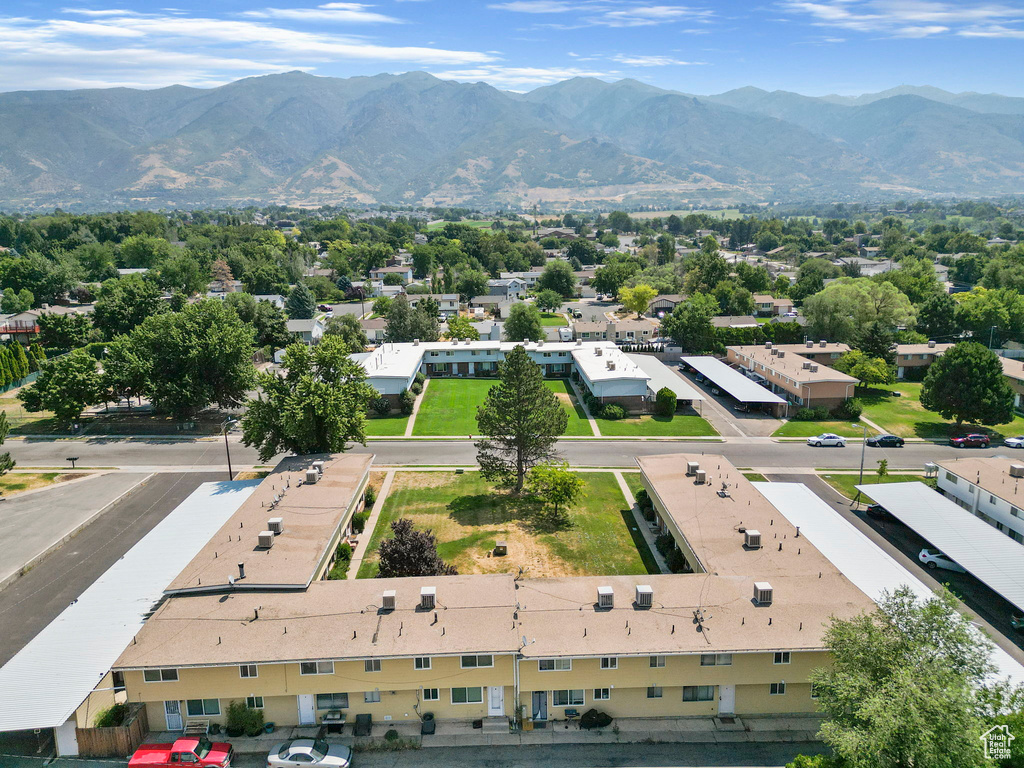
[{"left": 421, "top": 712, "right": 435, "bottom": 735}]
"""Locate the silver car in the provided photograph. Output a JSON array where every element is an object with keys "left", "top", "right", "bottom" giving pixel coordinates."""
[
  {"left": 1005, "top": 436, "right": 1024, "bottom": 449},
  {"left": 267, "top": 739, "right": 352, "bottom": 768},
  {"left": 807, "top": 433, "right": 846, "bottom": 447}
]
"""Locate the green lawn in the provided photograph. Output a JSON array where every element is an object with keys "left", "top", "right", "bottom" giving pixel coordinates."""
[
  {"left": 364, "top": 414, "right": 410, "bottom": 436},
  {"left": 356, "top": 471, "right": 654, "bottom": 578},
  {"left": 0, "top": 472, "right": 64, "bottom": 496},
  {"left": 622, "top": 472, "right": 645, "bottom": 499},
  {"left": 772, "top": 420, "right": 874, "bottom": 438},
  {"left": 595, "top": 412, "right": 718, "bottom": 437},
  {"left": 743, "top": 473, "right": 768, "bottom": 483},
  {"left": 859, "top": 382, "right": 1024, "bottom": 440},
  {"left": 412, "top": 378, "right": 593, "bottom": 436},
  {"left": 426, "top": 219, "right": 497, "bottom": 231},
  {"left": 820, "top": 472, "right": 934, "bottom": 503},
  {"left": 539, "top": 312, "right": 567, "bottom": 326}
]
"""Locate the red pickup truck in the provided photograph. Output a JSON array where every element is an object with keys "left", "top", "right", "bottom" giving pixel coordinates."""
[{"left": 129, "top": 736, "right": 233, "bottom": 767}]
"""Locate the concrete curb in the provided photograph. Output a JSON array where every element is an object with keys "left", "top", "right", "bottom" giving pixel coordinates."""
[{"left": 0, "top": 473, "right": 153, "bottom": 592}]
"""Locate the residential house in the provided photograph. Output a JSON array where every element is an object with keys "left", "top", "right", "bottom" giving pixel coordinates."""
[
  {"left": 487, "top": 278, "right": 527, "bottom": 300},
  {"left": 711, "top": 316, "right": 759, "bottom": 329},
  {"left": 360, "top": 317, "right": 387, "bottom": 344},
  {"left": 468, "top": 295, "right": 512, "bottom": 319},
  {"left": 286, "top": 318, "right": 325, "bottom": 346},
  {"left": 369, "top": 265, "right": 413, "bottom": 284},
  {"left": 572, "top": 319, "right": 658, "bottom": 343},
  {"left": 1002, "top": 357, "right": 1024, "bottom": 411},
  {"left": 647, "top": 294, "right": 687, "bottom": 318},
  {"left": 407, "top": 294, "right": 460, "bottom": 318},
  {"left": 500, "top": 271, "right": 544, "bottom": 290},
  {"left": 752, "top": 295, "right": 795, "bottom": 317},
  {"left": 253, "top": 294, "right": 285, "bottom": 309}
]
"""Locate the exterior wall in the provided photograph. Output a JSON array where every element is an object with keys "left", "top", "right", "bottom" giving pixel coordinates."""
[
  {"left": 76, "top": 672, "right": 119, "bottom": 727},
  {"left": 726, "top": 349, "right": 853, "bottom": 407},
  {"left": 366, "top": 374, "right": 418, "bottom": 396},
  {"left": 1006, "top": 376, "right": 1024, "bottom": 411},
  {"left": 937, "top": 469, "right": 1024, "bottom": 543}
]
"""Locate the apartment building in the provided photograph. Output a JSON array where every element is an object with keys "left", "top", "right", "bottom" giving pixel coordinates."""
[
  {"left": 572, "top": 319, "right": 658, "bottom": 343},
  {"left": 936, "top": 457, "right": 1024, "bottom": 544},
  {"left": 894, "top": 342, "right": 952, "bottom": 379},
  {"left": 770, "top": 342, "right": 851, "bottom": 367},
  {"left": 1002, "top": 357, "right": 1024, "bottom": 411},
  {"left": 110, "top": 453, "right": 875, "bottom": 734},
  {"left": 726, "top": 344, "right": 857, "bottom": 408}
]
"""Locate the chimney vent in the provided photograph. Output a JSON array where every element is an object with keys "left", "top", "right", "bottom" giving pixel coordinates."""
[
  {"left": 635, "top": 584, "right": 653, "bottom": 609},
  {"left": 420, "top": 586, "right": 436, "bottom": 610},
  {"left": 805, "top": 340, "right": 813, "bottom": 348},
  {"left": 765, "top": 341, "right": 773, "bottom": 349},
  {"left": 754, "top": 581, "right": 773, "bottom": 605},
  {"left": 267, "top": 517, "right": 283, "bottom": 534},
  {"left": 237, "top": 562, "right": 246, "bottom": 580},
  {"left": 413, "top": 338, "right": 420, "bottom": 346},
  {"left": 744, "top": 529, "right": 762, "bottom": 549},
  {"left": 595, "top": 347, "right": 603, "bottom": 357},
  {"left": 382, "top": 590, "right": 396, "bottom": 611},
  {"left": 597, "top": 586, "right": 614, "bottom": 609},
  {"left": 258, "top": 530, "right": 275, "bottom": 549}
]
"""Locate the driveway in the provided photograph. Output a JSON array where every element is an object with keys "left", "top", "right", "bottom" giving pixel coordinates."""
[{"left": 673, "top": 369, "right": 783, "bottom": 438}]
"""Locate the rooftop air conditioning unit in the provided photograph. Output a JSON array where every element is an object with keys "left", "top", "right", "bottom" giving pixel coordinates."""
[
  {"left": 802, "top": 361, "right": 811, "bottom": 370},
  {"left": 928, "top": 340, "right": 936, "bottom": 348},
  {"left": 809, "top": 364, "right": 819, "bottom": 372},
  {"left": 258, "top": 530, "right": 275, "bottom": 549},
  {"left": 686, "top": 460, "right": 700, "bottom": 476},
  {"left": 420, "top": 586, "right": 436, "bottom": 610},
  {"left": 819, "top": 340, "right": 827, "bottom": 348},
  {"left": 267, "top": 517, "right": 283, "bottom": 535},
  {"left": 805, "top": 340, "right": 813, "bottom": 348},
  {"left": 777, "top": 350, "right": 786, "bottom": 358},
  {"left": 312, "top": 460, "right": 325, "bottom": 473},
  {"left": 607, "top": 361, "right": 616, "bottom": 371},
  {"left": 1011, "top": 464, "right": 1024, "bottom": 479},
  {"left": 596, "top": 348, "right": 603, "bottom": 357},
  {"left": 744, "top": 529, "right": 762, "bottom": 549},
  {"left": 576, "top": 339, "right": 583, "bottom": 346},
  {"left": 695, "top": 469, "right": 707, "bottom": 485},
  {"left": 771, "top": 348, "right": 778, "bottom": 356},
  {"left": 765, "top": 341, "right": 773, "bottom": 349},
  {"left": 754, "top": 581, "right": 773, "bottom": 605},
  {"left": 382, "top": 590, "right": 396, "bottom": 611},
  {"left": 413, "top": 338, "right": 420, "bottom": 346},
  {"left": 635, "top": 584, "right": 653, "bottom": 608},
  {"left": 538, "top": 339, "right": 544, "bottom": 346},
  {"left": 305, "top": 468, "right": 319, "bottom": 484},
  {"left": 597, "top": 586, "right": 614, "bottom": 609}
]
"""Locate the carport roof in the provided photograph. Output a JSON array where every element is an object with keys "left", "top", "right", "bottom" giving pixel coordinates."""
[
  {"left": 625, "top": 354, "right": 703, "bottom": 401},
  {"left": 856, "top": 481, "right": 1024, "bottom": 614},
  {"left": 680, "top": 355, "right": 786, "bottom": 404}
]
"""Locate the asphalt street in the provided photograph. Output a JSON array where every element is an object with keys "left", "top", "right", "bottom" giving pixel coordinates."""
[
  {"left": 0, "top": 472, "right": 224, "bottom": 666},
  {"left": 4, "top": 436, "right": 1007, "bottom": 471}
]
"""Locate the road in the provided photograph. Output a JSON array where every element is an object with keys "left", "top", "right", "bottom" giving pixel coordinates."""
[
  {"left": 0, "top": 472, "right": 223, "bottom": 665},
  {"left": 5, "top": 436, "right": 1006, "bottom": 471}
]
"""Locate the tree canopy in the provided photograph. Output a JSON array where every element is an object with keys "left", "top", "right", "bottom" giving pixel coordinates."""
[
  {"left": 661, "top": 294, "right": 718, "bottom": 354},
  {"left": 504, "top": 303, "right": 544, "bottom": 342},
  {"left": 376, "top": 518, "right": 457, "bottom": 579},
  {"left": 920, "top": 341, "right": 1014, "bottom": 428}
]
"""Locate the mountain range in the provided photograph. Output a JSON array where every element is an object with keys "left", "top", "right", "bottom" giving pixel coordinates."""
[{"left": 1, "top": 72, "right": 1023, "bottom": 211}]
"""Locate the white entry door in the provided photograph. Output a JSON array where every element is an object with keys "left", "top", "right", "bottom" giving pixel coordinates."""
[
  {"left": 298, "top": 694, "right": 316, "bottom": 725},
  {"left": 718, "top": 685, "right": 735, "bottom": 715},
  {"left": 487, "top": 686, "right": 504, "bottom": 716},
  {"left": 164, "top": 700, "right": 183, "bottom": 731}
]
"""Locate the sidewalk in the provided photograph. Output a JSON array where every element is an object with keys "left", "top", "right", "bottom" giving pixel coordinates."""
[
  {"left": 613, "top": 471, "right": 669, "bottom": 573},
  {"left": 567, "top": 378, "right": 601, "bottom": 437},
  {"left": 403, "top": 378, "right": 429, "bottom": 437},
  {"left": 346, "top": 470, "right": 396, "bottom": 579}
]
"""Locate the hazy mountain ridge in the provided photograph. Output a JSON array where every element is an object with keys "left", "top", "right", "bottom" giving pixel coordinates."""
[{"left": 1, "top": 72, "right": 1023, "bottom": 210}]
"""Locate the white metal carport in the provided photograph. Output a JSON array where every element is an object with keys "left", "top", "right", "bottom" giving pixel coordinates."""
[{"left": 680, "top": 355, "right": 787, "bottom": 411}]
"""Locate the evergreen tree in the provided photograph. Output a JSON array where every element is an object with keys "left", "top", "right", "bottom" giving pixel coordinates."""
[
  {"left": 376, "top": 519, "right": 457, "bottom": 579},
  {"left": 285, "top": 282, "right": 316, "bottom": 320},
  {"left": 856, "top": 321, "right": 896, "bottom": 365},
  {"left": 476, "top": 345, "right": 567, "bottom": 492},
  {"left": 0, "top": 348, "right": 12, "bottom": 387},
  {"left": 13, "top": 344, "right": 28, "bottom": 380},
  {"left": 0, "top": 411, "right": 15, "bottom": 489}
]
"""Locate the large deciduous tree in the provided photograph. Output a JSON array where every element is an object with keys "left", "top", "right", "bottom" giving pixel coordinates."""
[
  {"left": 803, "top": 278, "right": 916, "bottom": 343},
  {"left": 503, "top": 303, "right": 544, "bottom": 342},
  {"left": 18, "top": 349, "right": 102, "bottom": 427},
  {"left": 445, "top": 315, "right": 480, "bottom": 341},
  {"left": 660, "top": 294, "right": 718, "bottom": 354},
  {"left": 834, "top": 349, "right": 894, "bottom": 388},
  {"left": 92, "top": 274, "right": 166, "bottom": 339},
  {"left": 476, "top": 345, "right": 567, "bottom": 492},
  {"left": 537, "top": 260, "right": 576, "bottom": 298},
  {"left": 534, "top": 289, "right": 563, "bottom": 313},
  {"left": 619, "top": 284, "right": 657, "bottom": 318},
  {"left": 241, "top": 335, "right": 377, "bottom": 461},
  {"left": 324, "top": 313, "right": 369, "bottom": 352},
  {"left": 376, "top": 519, "right": 457, "bottom": 578},
  {"left": 920, "top": 341, "right": 1014, "bottom": 428},
  {"left": 526, "top": 461, "right": 584, "bottom": 521},
  {"left": 810, "top": 587, "right": 994, "bottom": 768},
  {"left": 37, "top": 312, "right": 92, "bottom": 351}
]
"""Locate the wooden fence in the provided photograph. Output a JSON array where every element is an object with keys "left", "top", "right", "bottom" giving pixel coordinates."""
[{"left": 76, "top": 702, "right": 149, "bottom": 758}]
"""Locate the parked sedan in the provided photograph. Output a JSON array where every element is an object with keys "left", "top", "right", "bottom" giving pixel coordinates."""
[
  {"left": 865, "top": 503, "right": 895, "bottom": 521},
  {"left": 807, "top": 433, "right": 846, "bottom": 447},
  {"left": 866, "top": 434, "right": 905, "bottom": 448},
  {"left": 918, "top": 548, "right": 966, "bottom": 573},
  {"left": 950, "top": 433, "right": 990, "bottom": 448},
  {"left": 267, "top": 740, "right": 352, "bottom": 768},
  {"left": 1005, "top": 436, "right": 1024, "bottom": 449}
]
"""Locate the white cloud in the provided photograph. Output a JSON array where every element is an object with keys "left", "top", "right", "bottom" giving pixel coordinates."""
[
  {"left": 487, "top": 1, "right": 579, "bottom": 11},
  {"left": 777, "top": 0, "right": 1024, "bottom": 38},
  {"left": 242, "top": 3, "right": 406, "bottom": 24},
  {"left": 489, "top": 1, "right": 713, "bottom": 27},
  {"left": 612, "top": 53, "right": 703, "bottom": 65},
  {"left": 429, "top": 64, "right": 618, "bottom": 89}
]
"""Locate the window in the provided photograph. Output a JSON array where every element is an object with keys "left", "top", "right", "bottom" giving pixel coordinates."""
[
  {"left": 770, "top": 682, "right": 787, "bottom": 695},
  {"left": 451, "top": 687, "right": 483, "bottom": 704},
  {"left": 363, "top": 690, "right": 381, "bottom": 704},
  {"left": 364, "top": 659, "right": 381, "bottom": 673},
  {"left": 414, "top": 657, "right": 431, "bottom": 670},
  {"left": 682, "top": 686, "right": 715, "bottom": 702},
  {"left": 543, "top": 352, "right": 551, "bottom": 358},
  {"left": 538, "top": 658, "right": 571, "bottom": 671},
  {"left": 581, "top": 332, "right": 590, "bottom": 339},
  {"left": 460, "top": 655, "right": 493, "bottom": 669},
  {"left": 422, "top": 688, "right": 439, "bottom": 701},
  {"left": 774, "top": 652, "right": 791, "bottom": 665},
  {"left": 300, "top": 661, "right": 334, "bottom": 675},
  {"left": 186, "top": 699, "right": 220, "bottom": 717},
  {"left": 434, "top": 363, "right": 448, "bottom": 373},
  {"left": 600, "top": 657, "right": 617, "bottom": 669},
  {"left": 1012, "top": 507, "right": 1021, "bottom": 518},
  {"left": 593, "top": 688, "right": 610, "bottom": 701},
  {"left": 445, "top": 351, "right": 453, "bottom": 357},
  {"left": 646, "top": 686, "right": 663, "bottom": 699},
  {"left": 315, "top": 693, "right": 349, "bottom": 710},
  {"left": 945, "top": 471, "right": 957, "bottom": 484},
  {"left": 552, "top": 690, "right": 584, "bottom": 707},
  {"left": 246, "top": 696, "right": 264, "bottom": 709},
  {"left": 143, "top": 668, "right": 178, "bottom": 682},
  {"left": 700, "top": 654, "right": 732, "bottom": 666},
  {"left": 810, "top": 684, "right": 819, "bottom": 700},
  {"left": 649, "top": 655, "right": 666, "bottom": 668},
  {"left": 239, "top": 664, "right": 257, "bottom": 679}
]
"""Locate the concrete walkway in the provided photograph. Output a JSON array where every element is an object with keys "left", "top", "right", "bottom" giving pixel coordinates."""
[
  {"left": 567, "top": 378, "right": 601, "bottom": 437},
  {"left": 403, "top": 378, "right": 429, "bottom": 437},
  {"left": 613, "top": 471, "right": 669, "bottom": 573},
  {"left": 346, "top": 469, "right": 396, "bottom": 579}
]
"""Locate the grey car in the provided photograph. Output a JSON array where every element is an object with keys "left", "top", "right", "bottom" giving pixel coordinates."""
[{"left": 267, "top": 739, "right": 352, "bottom": 768}]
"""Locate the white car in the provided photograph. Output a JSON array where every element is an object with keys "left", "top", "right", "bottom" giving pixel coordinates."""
[
  {"left": 807, "top": 433, "right": 846, "bottom": 447},
  {"left": 1005, "top": 436, "right": 1024, "bottom": 449},
  {"left": 267, "top": 739, "right": 352, "bottom": 768},
  {"left": 918, "top": 548, "right": 966, "bottom": 573}
]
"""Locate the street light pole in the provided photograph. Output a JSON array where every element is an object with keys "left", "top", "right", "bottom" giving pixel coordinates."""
[
  {"left": 990, "top": 325, "right": 998, "bottom": 350},
  {"left": 856, "top": 422, "right": 867, "bottom": 505},
  {"left": 222, "top": 419, "right": 237, "bottom": 481}
]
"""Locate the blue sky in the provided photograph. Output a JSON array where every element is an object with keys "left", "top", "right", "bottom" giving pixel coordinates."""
[{"left": 2, "top": 0, "right": 1023, "bottom": 95}]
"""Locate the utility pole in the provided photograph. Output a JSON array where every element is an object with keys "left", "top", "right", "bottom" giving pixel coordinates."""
[{"left": 222, "top": 418, "right": 237, "bottom": 481}]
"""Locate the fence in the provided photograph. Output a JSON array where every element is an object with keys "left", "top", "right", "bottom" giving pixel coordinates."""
[{"left": 76, "top": 703, "right": 149, "bottom": 758}]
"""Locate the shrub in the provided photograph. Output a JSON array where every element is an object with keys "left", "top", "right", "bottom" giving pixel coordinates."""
[
  {"left": 371, "top": 397, "right": 391, "bottom": 416},
  {"left": 580, "top": 709, "right": 613, "bottom": 730},
  {"left": 364, "top": 486, "right": 377, "bottom": 506},
  {"left": 415, "top": 371, "right": 426, "bottom": 386},
  {"left": 385, "top": 728, "right": 400, "bottom": 742},
  {"left": 328, "top": 541, "right": 352, "bottom": 580},
  {"left": 793, "top": 406, "right": 830, "bottom": 421},
  {"left": 654, "top": 533, "right": 675, "bottom": 558},
  {"left": 635, "top": 488, "right": 650, "bottom": 508},
  {"left": 785, "top": 756, "right": 841, "bottom": 768},
  {"left": 227, "top": 700, "right": 264, "bottom": 737},
  {"left": 667, "top": 548, "right": 689, "bottom": 573},
  {"left": 654, "top": 387, "right": 677, "bottom": 417},
  {"left": 410, "top": 381, "right": 423, "bottom": 395},
  {"left": 352, "top": 511, "right": 370, "bottom": 533},
  {"left": 602, "top": 404, "right": 626, "bottom": 420},
  {"left": 399, "top": 388, "right": 416, "bottom": 415},
  {"left": 903, "top": 364, "right": 929, "bottom": 382},
  {"left": 94, "top": 703, "right": 128, "bottom": 728},
  {"left": 832, "top": 397, "right": 863, "bottom": 421}
]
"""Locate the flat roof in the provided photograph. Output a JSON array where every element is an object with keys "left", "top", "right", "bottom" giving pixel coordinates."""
[
  {"left": 1002, "top": 356, "right": 1024, "bottom": 383},
  {"left": 729, "top": 346, "right": 859, "bottom": 384},
  {"left": 937, "top": 457, "right": 1024, "bottom": 509},
  {"left": 755, "top": 481, "right": 1024, "bottom": 685},
  {"left": 857, "top": 481, "right": 1024, "bottom": 615},
  {"left": 0, "top": 479, "right": 260, "bottom": 731},
  {"left": 625, "top": 354, "right": 703, "bottom": 401},
  {"left": 165, "top": 455, "right": 372, "bottom": 594},
  {"left": 680, "top": 355, "right": 787, "bottom": 404},
  {"left": 896, "top": 343, "right": 953, "bottom": 355}
]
